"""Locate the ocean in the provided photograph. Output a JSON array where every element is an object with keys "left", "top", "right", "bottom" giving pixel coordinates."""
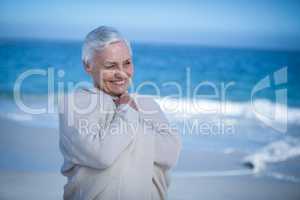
[{"left": 0, "top": 38, "right": 300, "bottom": 183}]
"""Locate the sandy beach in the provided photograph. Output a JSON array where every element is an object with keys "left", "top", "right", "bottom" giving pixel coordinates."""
[
  {"left": 1, "top": 170, "right": 300, "bottom": 200},
  {"left": 0, "top": 116, "right": 299, "bottom": 200}
]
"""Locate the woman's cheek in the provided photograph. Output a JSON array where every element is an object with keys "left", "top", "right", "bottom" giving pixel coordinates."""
[
  {"left": 101, "top": 70, "right": 115, "bottom": 81},
  {"left": 126, "top": 66, "right": 134, "bottom": 78}
]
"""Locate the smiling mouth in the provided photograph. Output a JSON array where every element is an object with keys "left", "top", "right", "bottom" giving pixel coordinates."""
[{"left": 111, "top": 80, "right": 126, "bottom": 86}]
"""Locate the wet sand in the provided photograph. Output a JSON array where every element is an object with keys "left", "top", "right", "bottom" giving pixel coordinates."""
[{"left": 0, "top": 116, "right": 299, "bottom": 200}]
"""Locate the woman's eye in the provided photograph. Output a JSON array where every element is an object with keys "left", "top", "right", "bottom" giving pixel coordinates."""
[
  {"left": 106, "top": 65, "right": 115, "bottom": 69},
  {"left": 125, "top": 61, "right": 131, "bottom": 65}
]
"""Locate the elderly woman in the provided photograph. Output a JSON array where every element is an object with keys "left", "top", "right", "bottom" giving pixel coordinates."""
[{"left": 59, "top": 26, "right": 181, "bottom": 200}]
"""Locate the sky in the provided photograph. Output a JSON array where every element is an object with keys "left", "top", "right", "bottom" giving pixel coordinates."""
[{"left": 1, "top": 0, "right": 300, "bottom": 50}]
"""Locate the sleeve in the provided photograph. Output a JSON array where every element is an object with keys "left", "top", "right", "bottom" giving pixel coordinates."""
[
  {"left": 145, "top": 100, "right": 182, "bottom": 170},
  {"left": 59, "top": 96, "right": 139, "bottom": 170}
]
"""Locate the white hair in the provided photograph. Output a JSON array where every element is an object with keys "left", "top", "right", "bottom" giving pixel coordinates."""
[{"left": 82, "top": 26, "right": 132, "bottom": 64}]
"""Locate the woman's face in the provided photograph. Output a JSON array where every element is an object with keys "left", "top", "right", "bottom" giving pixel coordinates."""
[{"left": 85, "top": 41, "right": 133, "bottom": 97}]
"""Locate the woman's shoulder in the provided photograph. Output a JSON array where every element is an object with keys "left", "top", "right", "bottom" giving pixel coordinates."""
[
  {"left": 132, "top": 93, "right": 162, "bottom": 114},
  {"left": 59, "top": 87, "right": 116, "bottom": 119}
]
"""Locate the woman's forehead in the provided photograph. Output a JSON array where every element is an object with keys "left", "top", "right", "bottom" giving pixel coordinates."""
[{"left": 93, "top": 41, "right": 131, "bottom": 63}]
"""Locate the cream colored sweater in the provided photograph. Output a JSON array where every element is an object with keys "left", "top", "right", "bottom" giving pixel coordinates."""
[{"left": 59, "top": 87, "right": 181, "bottom": 200}]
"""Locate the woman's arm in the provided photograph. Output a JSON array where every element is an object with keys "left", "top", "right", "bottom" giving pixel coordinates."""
[
  {"left": 138, "top": 97, "right": 181, "bottom": 169},
  {"left": 59, "top": 90, "right": 139, "bottom": 170},
  {"left": 152, "top": 107, "right": 181, "bottom": 169}
]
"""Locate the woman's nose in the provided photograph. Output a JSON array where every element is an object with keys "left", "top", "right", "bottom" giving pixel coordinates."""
[{"left": 114, "top": 69, "right": 128, "bottom": 79}]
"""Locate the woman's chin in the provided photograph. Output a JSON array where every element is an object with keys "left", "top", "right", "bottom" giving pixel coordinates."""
[{"left": 109, "top": 88, "right": 127, "bottom": 97}]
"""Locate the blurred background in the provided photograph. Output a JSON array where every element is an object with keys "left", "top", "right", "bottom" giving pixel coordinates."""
[{"left": 0, "top": 0, "right": 300, "bottom": 199}]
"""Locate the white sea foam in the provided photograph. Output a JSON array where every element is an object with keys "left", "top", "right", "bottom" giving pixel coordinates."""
[
  {"left": 2, "top": 112, "right": 33, "bottom": 122},
  {"left": 266, "top": 172, "right": 300, "bottom": 183},
  {"left": 1, "top": 96, "right": 300, "bottom": 129},
  {"left": 173, "top": 169, "right": 254, "bottom": 178},
  {"left": 155, "top": 98, "right": 300, "bottom": 125},
  {"left": 243, "top": 137, "right": 300, "bottom": 173},
  {"left": 223, "top": 148, "right": 236, "bottom": 154},
  {"left": 0, "top": 111, "right": 58, "bottom": 128}
]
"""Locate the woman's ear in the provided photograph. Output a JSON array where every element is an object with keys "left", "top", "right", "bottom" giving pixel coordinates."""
[{"left": 83, "top": 60, "right": 92, "bottom": 74}]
